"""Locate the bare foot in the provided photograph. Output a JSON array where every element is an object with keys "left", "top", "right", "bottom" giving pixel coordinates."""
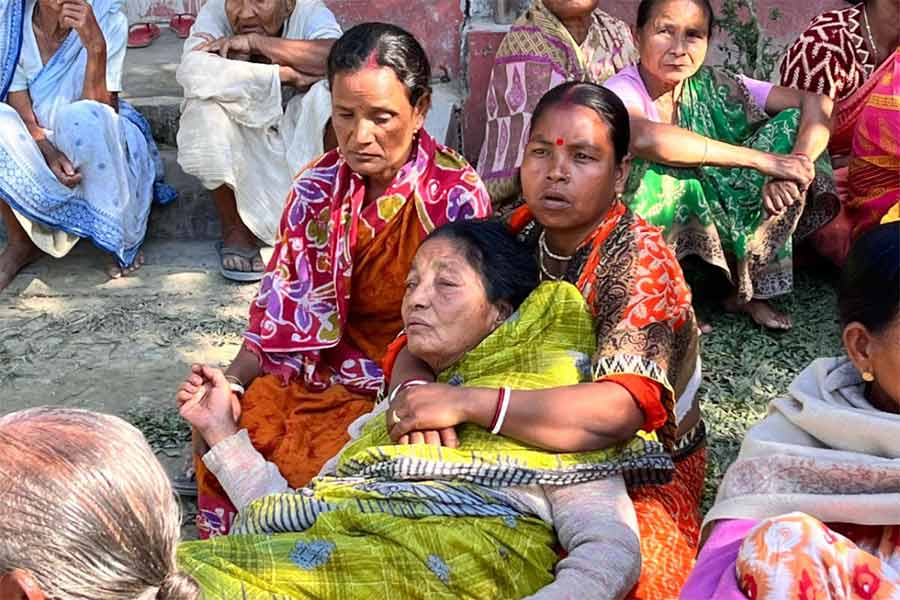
[
  {"left": 724, "top": 296, "right": 792, "bottom": 330},
  {"left": 0, "top": 240, "right": 43, "bottom": 292},
  {"left": 107, "top": 251, "right": 145, "bottom": 279}
]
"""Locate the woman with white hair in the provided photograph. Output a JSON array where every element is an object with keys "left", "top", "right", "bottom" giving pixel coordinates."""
[{"left": 0, "top": 407, "right": 198, "bottom": 600}]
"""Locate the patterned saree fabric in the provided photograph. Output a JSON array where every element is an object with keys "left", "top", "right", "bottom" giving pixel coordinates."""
[
  {"left": 780, "top": 4, "right": 899, "bottom": 265},
  {"left": 848, "top": 50, "right": 900, "bottom": 241},
  {"left": 195, "top": 132, "right": 490, "bottom": 538},
  {"left": 507, "top": 202, "right": 704, "bottom": 597},
  {"left": 243, "top": 130, "right": 491, "bottom": 390},
  {"left": 178, "top": 282, "right": 668, "bottom": 599},
  {"left": 624, "top": 66, "right": 838, "bottom": 302},
  {"left": 476, "top": 0, "right": 637, "bottom": 208}
]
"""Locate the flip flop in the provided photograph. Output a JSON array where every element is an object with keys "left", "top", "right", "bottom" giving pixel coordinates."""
[
  {"left": 216, "top": 241, "right": 265, "bottom": 283},
  {"left": 169, "top": 13, "right": 195, "bottom": 39},
  {"left": 127, "top": 23, "right": 161, "bottom": 48}
]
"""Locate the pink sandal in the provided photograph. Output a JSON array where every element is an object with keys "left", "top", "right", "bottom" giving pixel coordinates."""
[
  {"left": 127, "top": 23, "right": 161, "bottom": 48},
  {"left": 169, "top": 13, "right": 196, "bottom": 39}
]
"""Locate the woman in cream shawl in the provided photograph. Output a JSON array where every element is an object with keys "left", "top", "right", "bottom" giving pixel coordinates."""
[
  {"left": 176, "top": 0, "right": 340, "bottom": 281},
  {"left": 681, "top": 221, "right": 900, "bottom": 599}
]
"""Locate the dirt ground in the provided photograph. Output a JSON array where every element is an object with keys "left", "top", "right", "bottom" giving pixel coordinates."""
[{"left": 0, "top": 239, "right": 269, "bottom": 538}]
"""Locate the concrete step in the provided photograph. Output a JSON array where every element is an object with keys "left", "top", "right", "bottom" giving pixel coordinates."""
[{"left": 147, "top": 145, "right": 219, "bottom": 240}]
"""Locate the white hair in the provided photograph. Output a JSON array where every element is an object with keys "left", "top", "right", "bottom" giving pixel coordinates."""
[{"left": 0, "top": 407, "right": 198, "bottom": 600}]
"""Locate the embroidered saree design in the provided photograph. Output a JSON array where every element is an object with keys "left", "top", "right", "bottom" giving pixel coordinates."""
[
  {"left": 179, "top": 283, "right": 667, "bottom": 599},
  {"left": 624, "top": 66, "right": 838, "bottom": 302},
  {"left": 477, "top": 0, "right": 637, "bottom": 208}
]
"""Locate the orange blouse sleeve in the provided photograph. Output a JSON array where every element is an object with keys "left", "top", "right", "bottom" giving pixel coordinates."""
[{"left": 599, "top": 374, "right": 667, "bottom": 433}]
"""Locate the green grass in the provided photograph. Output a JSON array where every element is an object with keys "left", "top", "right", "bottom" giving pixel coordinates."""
[{"left": 694, "top": 269, "right": 844, "bottom": 510}]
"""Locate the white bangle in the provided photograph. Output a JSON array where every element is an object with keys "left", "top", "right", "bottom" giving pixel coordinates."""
[
  {"left": 491, "top": 386, "right": 511, "bottom": 435},
  {"left": 388, "top": 379, "right": 429, "bottom": 405},
  {"left": 229, "top": 382, "right": 245, "bottom": 397}
]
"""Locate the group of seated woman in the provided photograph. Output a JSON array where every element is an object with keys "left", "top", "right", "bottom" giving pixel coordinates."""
[
  {"left": 480, "top": 0, "right": 898, "bottom": 331},
  {"left": 0, "top": 0, "right": 175, "bottom": 292}
]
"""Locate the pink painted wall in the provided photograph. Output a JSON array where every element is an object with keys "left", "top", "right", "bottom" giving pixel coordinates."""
[{"left": 461, "top": 0, "right": 845, "bottom": 161}]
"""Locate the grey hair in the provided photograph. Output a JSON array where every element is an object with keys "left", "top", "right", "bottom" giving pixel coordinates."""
[{"left": 0, "top": 407, "right": 199, "bottom": 600}]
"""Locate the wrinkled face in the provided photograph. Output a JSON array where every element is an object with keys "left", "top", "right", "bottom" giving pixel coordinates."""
[
  {"left": 636, "top": 0, "right": 710, "bottom": 88},
  {"left": 543, "top": 0, "right": 600, "bottom": 20},
  {"left": 521, "top": 103, "right": 628, "bottom": 238},
  {"left": 225, "top": 0, "right": 292, "bottom": 36},
  {"left": 402, "top": 238, "right": 505, "bottom": 373},
  {"left": 331, "top": 66, "right": 428, "bottom": 183}
]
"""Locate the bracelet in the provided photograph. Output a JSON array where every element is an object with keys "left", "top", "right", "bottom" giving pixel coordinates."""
[
  {"left": 699, "top": 138, "right": 708, "bottom": 168},
  {"left": 489, "top": 387, "right": 511, "bottom": 435},
  {"left": 388, "top": 379, "right": 430, "bottom": 405},
  {"left": 225, "top": 375, "right": 245, "bottom": 397}
]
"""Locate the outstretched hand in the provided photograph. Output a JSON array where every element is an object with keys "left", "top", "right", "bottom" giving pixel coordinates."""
[{"left": 177, "top": 364, "right": 241, "bottom": 448}]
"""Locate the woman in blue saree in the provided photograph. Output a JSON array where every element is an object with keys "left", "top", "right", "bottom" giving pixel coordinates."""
[{"left": 0, "top": 0, "right": 173, "bottom": 291}]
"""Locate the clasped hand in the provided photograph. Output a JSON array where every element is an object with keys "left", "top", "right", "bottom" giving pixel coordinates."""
[{"left": 386, "top": 383, "right": 470, "bottom": 448}]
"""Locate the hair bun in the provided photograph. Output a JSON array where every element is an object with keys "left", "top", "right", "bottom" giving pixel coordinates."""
[{"left": 156, "top": 572, "right": 200, "bottom": 600}]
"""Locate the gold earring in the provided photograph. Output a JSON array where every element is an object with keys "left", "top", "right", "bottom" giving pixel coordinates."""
[{"left": 862, "top": 371, "right": 875, "bottom": 382}]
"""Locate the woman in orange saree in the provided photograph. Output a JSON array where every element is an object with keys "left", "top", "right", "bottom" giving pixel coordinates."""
[
  {"left": 780, "top": 0, "right": 899, "bottom": 264},
  {"left": 177, "top": 23, "right": 490, "bottom": 538}
]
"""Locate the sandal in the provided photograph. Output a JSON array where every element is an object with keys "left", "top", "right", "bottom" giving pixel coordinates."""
[
  {"left": 127, "top": 23, "right": 161, "bottom": 48},
  {"left": 169, "top": 13, "right": 196, "bottom": 39},
  {"left": 216, "top": 241, "right": 265, "bottom": 283}
]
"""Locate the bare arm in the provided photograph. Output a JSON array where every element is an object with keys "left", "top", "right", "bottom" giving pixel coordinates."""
[
  {"left": 7, "top": 90, "right": 82, "bottom": 187},
  {"left": 250, "top": 35, "right": 334, "bottom": 77},
  {"left": 389, "top": 382, "right": 645, "bottom": 453},
  {"left": 60, "top": 0, "right": 116, "bottom": 109},
  {"left": 764, "top": 85, "right": 833, "bottom": 161},
  {"left": 225, "top": 345, "right": 264, "bottom": 387}
]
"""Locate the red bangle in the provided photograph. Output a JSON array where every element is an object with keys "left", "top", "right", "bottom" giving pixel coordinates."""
[{"left": 488, "top": 387, "right": 511, "bottom": 434}]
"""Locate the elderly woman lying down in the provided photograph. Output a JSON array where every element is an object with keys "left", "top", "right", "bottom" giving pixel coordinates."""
[{"left": 176, "top": 219, "right": 672, "bottom": 599}]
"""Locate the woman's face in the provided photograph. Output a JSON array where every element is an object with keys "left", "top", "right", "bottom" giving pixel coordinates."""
[
  {"left": 846, "top": 316, "right": 900, "bottom": 412},
  {"left": 402, "top": 238, "right": 507, "bottom": 373},
  {"left": 225, "top": 0, "right": 292, "bottom": 36},
  {"left": 520, "top": 103, "right": 628, "bottom": 239},
  {"left": 331, "top": 67, "right": 428, "bottom": 184},
  {"left": 636, "top": 0, "right": 710, "bottom": 88},
  {"left": 543, "top": 0, "right": 600, "bottom": 20}
]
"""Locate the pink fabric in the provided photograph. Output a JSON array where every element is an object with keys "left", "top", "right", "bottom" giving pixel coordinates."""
[
  {"left": 604, "top": 65, "right": 773, "bottom": 122},
  {"left": 679, "top": 519, "right": 759, "bottom": 599}
]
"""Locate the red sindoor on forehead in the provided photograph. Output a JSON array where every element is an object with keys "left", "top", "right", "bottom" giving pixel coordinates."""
[
  {"left": 364, "top": 49, "right": 380, "bottom": 69},
  {"left": 555, "top": 137, "right": 565, "bottom": 146}
]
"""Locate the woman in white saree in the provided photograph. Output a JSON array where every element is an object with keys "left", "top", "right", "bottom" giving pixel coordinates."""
[{"left": 0, "top": 0, "right": 174, "bottom": 292}]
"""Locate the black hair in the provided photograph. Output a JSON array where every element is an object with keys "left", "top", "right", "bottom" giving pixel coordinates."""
[
  {"left": 636, "top": 0, "right": 715, "bottom": 38},
  {"left": 838, "top": 222, "right": 900, "bottom": 334},
  {"left": 529, "top": 81, "right": 631, "bottom": 164},
  {"left": 424, "top": 219, "right": 539, "bottom": 311},
  {"left": 326, "top": 22, "right": 431, "bottom": 107}
]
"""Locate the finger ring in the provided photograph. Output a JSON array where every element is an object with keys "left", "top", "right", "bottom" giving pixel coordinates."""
[{"left": 392, "top": 410, "right": 401, "bottom": 424}]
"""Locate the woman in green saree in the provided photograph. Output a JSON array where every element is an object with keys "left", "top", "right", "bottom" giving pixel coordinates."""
[
  {"left": 603, "top": 0, "right": 838, "bottom": 330},
  {"left": 176, "top": 220, "right": 670, "bottom": 599}
]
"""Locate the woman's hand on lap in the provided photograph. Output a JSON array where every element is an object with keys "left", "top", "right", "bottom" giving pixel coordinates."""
[
  {"left": 38, "top": 141, "right": 82, "bottom": 188},
  {"left": 398, "top": 427, "right": 459, "bottom": 448},
  {"left": 59, "top": 0, "right": 105, "bottom": 54},
  {"left": 763, "top": 179, "right": 803, "bottom": 217},
  {"left": 178, "top": 364, "right": 241, "bottom": 448},
  {"left": 757, "top": 152, "right": 814, "bottom": 189},
  {"left": 388, "top": 383, "right": 469, "bottom": 443}
]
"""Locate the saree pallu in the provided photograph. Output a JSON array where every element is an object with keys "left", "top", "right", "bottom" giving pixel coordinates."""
[
  {"left": 477, "top": 0, "right": 637, "bottom": 209},
  {"left": 196, "top": 133, "right": 491, "bottom": 538},
  {"left": 180, "top": 282, "right": 671, "bottom": 599},
  {"left": 0, "top": 0, "right": 175, "bottom": 266},
  {"left": 624, "top": 67, "right": 838, "bottom": 302},
  {"left": 812, "top": 49, "right": 900, "bottom": 265},
  {"left": 508, "top": 203, "right": 704, "bottom": 596}
]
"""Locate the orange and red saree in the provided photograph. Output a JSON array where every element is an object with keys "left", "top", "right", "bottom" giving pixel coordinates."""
[{"left": 195, "top": 132, "right": 491, "bottom": 537}]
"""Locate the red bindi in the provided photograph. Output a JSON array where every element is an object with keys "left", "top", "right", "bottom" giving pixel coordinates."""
[{"left": 555, "top": 137, "right": 565, "bottom": 146}]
